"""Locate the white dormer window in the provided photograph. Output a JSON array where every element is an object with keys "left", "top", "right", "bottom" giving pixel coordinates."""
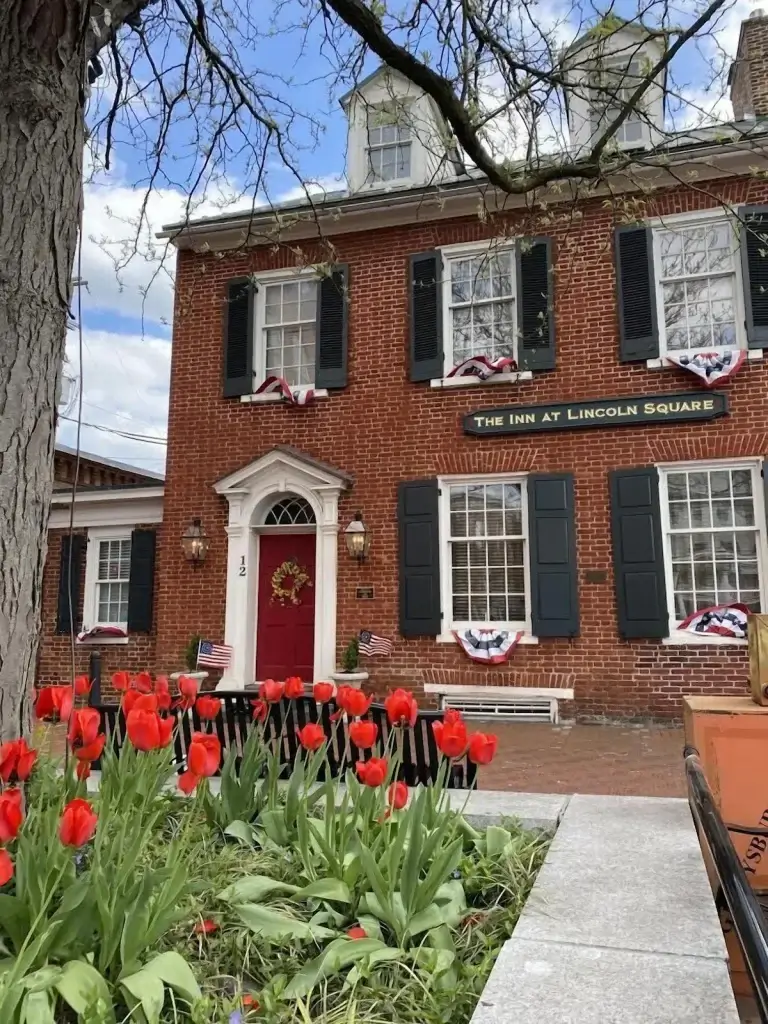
[
  {"left": 366, "top": 103, "right": 412, "bottom": 183},
  {"left": 590, "top": 58, "right": 647, "bottom": 146}
]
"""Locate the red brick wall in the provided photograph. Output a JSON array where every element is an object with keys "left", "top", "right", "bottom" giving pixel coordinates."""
[
  {"left": 157, "top": 176, "right": 768, "bottom": 720},
  {"left": 731, "top": 14, "right": 768, "bottom": 119},
  {"left": 37, "top": 529, "right": 157, "bottom": 696}
]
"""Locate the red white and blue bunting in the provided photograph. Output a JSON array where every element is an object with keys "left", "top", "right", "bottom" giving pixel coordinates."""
[
  {"left": 254, "top": 376, "right": 315, "bottom": 406},
  {"left": 453, "top": 629, "right": 523, "bottom": 664},
  {"left": 447, "top": 355, "right": 517, "bottom": 380},
  {"left": 77, "top": 625, "right": 127, "bottom": 643},
  {"left": 679, "top": 603, "right": 750, "bottom": 639},
  {"left": 666, "top": 350, "right": 747, "bottom": 389}
]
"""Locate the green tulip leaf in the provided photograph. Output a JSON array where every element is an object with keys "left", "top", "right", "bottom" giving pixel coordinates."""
[
  {"left": 484, "top": 825, "right": 513, "bottom": 858},
  {"left": 234, "top": 903, "right": 337, "bottom": 943},
  {"left": 218, "top": 876, "right": 296, "bottom": 903},
  {"left": 55, "top": 961, "right": 115, "bottom": 1024},
  {"left": 223, "top": 820, "right": 255, "bottom": 846},
  {"left": 284, "top": 936, "right": 390, "bottom": 998},
  {"left": 120, "top": 971, "right": 165, "bottom": 1024},
  {"left": 142, "top": 951, "right": 201, "bottom": 1004},
  {"left": 296, "top": 878, "right": 351, "bottom": 904},
  {"left": 20, "top": 988, "right": 56, "bottom": 1024}
]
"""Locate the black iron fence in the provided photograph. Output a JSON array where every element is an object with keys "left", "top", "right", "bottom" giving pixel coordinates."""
[{"left": 684, "top": 745, "right": 768, "bottom": 1021}]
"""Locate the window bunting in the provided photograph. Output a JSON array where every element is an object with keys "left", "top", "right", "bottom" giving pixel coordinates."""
[
  {"left": 666, "top": 350, "right": 747, "bottom": 389},
  {"left": 453, "top": 628, "right": 523, "bottom": 664},
  {"left": 679, "top": 603, "right": 750, "bottom": 639},
  {"left": 447, "top": 355, "right": 517, "bottom": 380},
  {"left": 76, "top": 625, "right": 127, "bottom": 643},
  {"left": 254, "top": 376, "right": 315, "bottom": 406}
]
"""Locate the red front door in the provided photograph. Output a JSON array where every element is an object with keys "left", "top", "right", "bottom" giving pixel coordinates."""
[{"left": 255, "top": 533, "right": 316, "bottom": 681}]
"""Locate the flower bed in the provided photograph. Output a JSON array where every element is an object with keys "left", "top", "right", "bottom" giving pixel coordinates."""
[{"left": 2, "top": 674, "right": 549, "bottom": 1023}]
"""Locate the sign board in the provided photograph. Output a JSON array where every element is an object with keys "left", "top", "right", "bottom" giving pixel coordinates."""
[
  {"left": 464, "top": 391, "right": 728, "bottom": 437},
  {"left": 356, "top": 586, "right": 374, "bottom": 600}
]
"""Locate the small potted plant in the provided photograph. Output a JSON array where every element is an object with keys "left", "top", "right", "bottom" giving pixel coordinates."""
[
  {"left": 170, "top": 633, "right": 209, "bottom": 685},
  {"left": 330, "top": 636, "right": 369, "bottom": 688}
]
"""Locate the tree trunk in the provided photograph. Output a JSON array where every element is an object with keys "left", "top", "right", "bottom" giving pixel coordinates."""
[{"left": 0, "top": 2, "right": 85, "bottom": 739}]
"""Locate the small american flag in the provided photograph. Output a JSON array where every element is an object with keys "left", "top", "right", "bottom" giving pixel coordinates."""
[
  {"left": 359, "top": 630, "right": 393, "bottom": 657},
  {"left": 197, "top": 640, "right": 233, "bottom": 668}
]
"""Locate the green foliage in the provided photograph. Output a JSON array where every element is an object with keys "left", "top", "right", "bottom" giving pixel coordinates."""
[
  {"left": 184, "top": 634, "right": 203, "bottom": 672},
  {"left": 341, "top": 637, "right": 359, "bottom": 673}
]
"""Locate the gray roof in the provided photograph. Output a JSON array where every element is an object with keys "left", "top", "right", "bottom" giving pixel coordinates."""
[{"left": 55, "top": 443, "right": 165, "bottom": 482}]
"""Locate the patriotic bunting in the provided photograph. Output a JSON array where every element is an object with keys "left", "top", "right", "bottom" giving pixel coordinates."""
[
  {"left": 453, "top": 629, "right": 523, "bottom": 664},
  {"left": 77, "top": 625, "right": 127, "bottom": 643},
  {"left": 666, "top": 350, "right": 747, "bottom": 389},
  {"left": 447, "top": 355, "right": 517, "bottom": 380},
  {"left": 679, "top": 603, "right": 750, "bottom": 639},
  {"left": 254, "top": 376, "right": 315, "bottom": 406}
]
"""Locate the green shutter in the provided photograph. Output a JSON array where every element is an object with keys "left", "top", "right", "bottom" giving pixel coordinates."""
[
  {"left": 516, "top": 238, "right": 555, "bottom": 371},
  {"left": 615, "top": 226, "right": 659, "bottom": 362},
  {"left": 609, "top": 468, "right": 668, "bottom": 638},
  {"left": 409, "top": 252, "right": 443, "bottom": 381},
  {"left": 315, "top": 264, "right": 349, "bottom": 388},
  {"left": 740, "top": 206, "right": 768, "bottom": 347},
  {"left": 398, "top": 480, "right": 441, "bottom": 636},
  {"left": 223, "top": 277, "right": 254, "bottom": 397},
  {"left": 528, "top": 474, "right": 579, "bottom": 636},
  {"left": 127, "top": 529, "right": 156, "bottom": 634}
]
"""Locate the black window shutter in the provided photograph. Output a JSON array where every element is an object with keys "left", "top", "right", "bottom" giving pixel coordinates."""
[
  {"left": 516, "top": 238, "right": 555, "bottom": 371},
  {"left": 740, "top": 206, "right": 768, "bottom": 348},
  {"left": 527, "top": 474, "right": 579, "bottom": 637},
  {"left": 56, "top": 534, "right": 85, "bottom": 634},
  {"left": 409, "top": 251, "right": 443, "bottom": 382},
  {"left": 615, "top": 226, "right": 659, "bottom": 362},
  {"left": 398, "top": 479, "right": 441, "bottom": 636},
  {"left": 315, "top": 264, "right": 349, "bottom": 388},
  {"left": 609, "top": 468, "right": 668, "bottom": 639},
  {"left": 223, "top": 277, "right": 254, "bottom": 398},
  {"left": 127, "top": 529, "right": 157, "bottom": 633}
]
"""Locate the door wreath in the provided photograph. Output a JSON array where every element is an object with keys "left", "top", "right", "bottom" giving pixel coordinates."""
[{"left": 270, "top": 559, "right": 312, "bottom": 606}]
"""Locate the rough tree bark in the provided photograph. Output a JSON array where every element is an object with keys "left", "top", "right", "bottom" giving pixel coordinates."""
[{"left": 0, "top": 2, "right": 87, "bottom": 739}]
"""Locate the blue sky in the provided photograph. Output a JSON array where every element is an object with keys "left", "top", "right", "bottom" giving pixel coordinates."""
[{"left": 58, "top": 0, "right": 759, "bottom": 473}]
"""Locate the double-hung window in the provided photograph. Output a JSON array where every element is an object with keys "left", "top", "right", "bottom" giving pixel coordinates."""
[
  {"left": 366, "top": 103, "right": 411, "bottom": 183},
  {"left": 442, "top": 478, "right": 529, "bottom": 631},
  {"left": 83, "top": 530, "right": 132, "bottom": 630},
  {"left": 659, "top": 461, "right": 766, "bottom": 631},
  {"left": 590, "top": 58, "right": 646, "bottom": 147},
  {"left": 442, "top": 243, "right": 517, "bottom": 371},
  {"left": 653, "top": 215, "right": 743, "bottom": 357},
  {"left": 257, "top": 274, "right": 318, "bottom": 388}
]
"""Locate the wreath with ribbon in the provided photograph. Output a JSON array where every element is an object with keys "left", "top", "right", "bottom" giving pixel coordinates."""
[{"left": 270, "top": 559, "right": 312, "bottom": 606}]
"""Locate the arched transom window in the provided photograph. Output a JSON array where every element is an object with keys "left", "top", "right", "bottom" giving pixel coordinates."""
[{"left": 263, "top": 496, "right": 316, "bottom": 526}]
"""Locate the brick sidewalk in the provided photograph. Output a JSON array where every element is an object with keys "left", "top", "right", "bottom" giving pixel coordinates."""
[{"left": 478, "top": 721, "right": 686, "bottom": 797}]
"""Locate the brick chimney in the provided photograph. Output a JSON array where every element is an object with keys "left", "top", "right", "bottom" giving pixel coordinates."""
[{"left": 730, "top": 9, "right": 768, "bottom": 120}]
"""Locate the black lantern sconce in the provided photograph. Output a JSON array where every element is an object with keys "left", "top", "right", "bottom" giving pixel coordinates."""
[
  {"left": 181, "top": 518, "right": 210, "bottom": 568},
  {"left": 344, "top": 511, "right": 371, "bottom": 563}
]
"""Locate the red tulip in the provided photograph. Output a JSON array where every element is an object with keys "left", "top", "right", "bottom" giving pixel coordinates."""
[
  {"left": 121, "top": 689, "right": 141, "bottom": 716},
  {"left": 444, "top": 708, "right": 463, "bottom": 726},
  {"left": 336, "top": 686, "right": 372, "bottom": 718},
  {"left": 0, "top": 739, "right": 37, "bottom": 783},
  {"left": 34, "top": 685, "right": 73, "bottom": 722},
  {"left": 297, "top": 723, "right": 325, "bottom": 752},
  {"left": 133, "top": 693, "right": 159, "bottom": 714},
  {"left": 259, "top": 679, "right": 284, "bottom": 703},
  {"left": 177, "top": 676, "right": 199, "bottom": 710},
  {"left": 242, "top": 995, "right": 259, "bottom": 1010},
  {"left": 251, "top": 699, "right": 268, "bottom": 723},
  {"left": 126, "top": 708, "right": 173, "bottom": 752},
  {"left": 284, "top": 676, "right": 305, "bottom": 699},
  {"left": 346, "top": 925, "right": 367, "bottom": 939},
  {"left": 59, "top": 798, "right": 98, "bottom": 847},
  {"left": 313, "top": 682, "right": 334, "bottom": 703},
  {"left": 194, "top": 918, "right": 218, "bottom": 934},
  {"left": 0, "top": 789, "right": 23, "bottom": 842},
  {"left": 387, "top": 781, "right": 408, "bottom": 810},
  {"left": 178, "top": 770, "right": 199, "bottom": 795},
  {"left": 356, "top": 757, "right": 388, "bottom": 787},
  {"left": 74, "top": 675, "right": 91, "bottom": 697},
  {"left": 134, "top": 671, "right": 153, "bottom": 694},
  {"left": 468, "top": 732, "right": 498, "bottom": 766},
  {"left": 68, "top": 708, "right": 101, "bottom": 747},
  {"left": 74, "top": 734, "right": 106, "bottom": 763},
  {"left": 76, "top": 761, "right": 91, "bottom": 781},
  {"left": 111, "top": 671, "right": 131, "bottom": 692},
  {"left": 433, "top": 715, "right": 468, "bottom": 759},
  {"left": 154, "top": 676, "right": 172, "bottom": 711},
  {"left": 349, "top": 720, "right": 378, "bottom": 750},
  {"left": 0, "top": 850, "right": 13, "bottom": 886},
  {"left": 385, "top": 689, "right": 418, "bottom": 728},
  {"left": 188, "top": 732, "right": 221, "bottom": 777},
  {"left": 196, "top": 695, "right": 221, "bottom": 721}
]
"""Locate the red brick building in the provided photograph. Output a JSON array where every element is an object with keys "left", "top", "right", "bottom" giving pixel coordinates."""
[{"left": 41, "top": 13, "right": 768, "bottom": 719}]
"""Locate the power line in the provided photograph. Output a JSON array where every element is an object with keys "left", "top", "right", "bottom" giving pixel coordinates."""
[{"left": 59, "top": 414, "right": 167, "bottom": 445}]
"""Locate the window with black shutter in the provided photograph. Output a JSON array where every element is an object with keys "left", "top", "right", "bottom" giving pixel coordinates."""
[
  {"left": 516, "top": 238, "right": 556, "bottom": 371},
  {"left": 127, "top": 529, "right": 157, "bottom": 633},
  {"left": 315, "top": 264, "right": 349, "bottom": 388},
  {"left": 56, "top": 534, "right": 86, "bottom": 634},
  {"left": 615, "top": 225, "right": 659, "bottom": 362},
  {"left": 409, "top": 252, "right": 443, "bottom": 381},
  {"left": 528, "top": 473, "right": 579, "bottom": 636},
  {"left": 740, "top": 206, "right": 768, "bottom": 347},
  {"left": 398, "top": 480, "right": 441, "bottom": 636},
  {"left": 222, "top": 278, "right": 254, "bottom": 397}
]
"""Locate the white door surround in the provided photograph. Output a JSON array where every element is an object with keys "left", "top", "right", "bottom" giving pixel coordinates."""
[{"left": 213, "top": 447, "right": 350, "bottom": 688}]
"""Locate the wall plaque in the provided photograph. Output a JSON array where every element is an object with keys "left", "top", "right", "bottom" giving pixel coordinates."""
[
  {"left": 356, "top": 586, "right": 374, "bottom": 600},
  {"left": 464, "top": 391, "right": 728, "bottom": 437}
]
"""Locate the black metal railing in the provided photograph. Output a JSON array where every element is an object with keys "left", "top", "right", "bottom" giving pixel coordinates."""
[{"left": 684, "top": 745, "right": 768, "bottom": 1021}]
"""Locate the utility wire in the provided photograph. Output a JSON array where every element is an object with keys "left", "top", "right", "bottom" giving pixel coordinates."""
[{"left": 59, "top": 414, "right": 167, "bottom": 445}]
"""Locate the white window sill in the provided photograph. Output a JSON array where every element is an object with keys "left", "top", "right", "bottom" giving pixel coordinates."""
[
  {"left": 437, "top": 631, "right": 539, "bottom": 645},
  {"left": 662, "top": 631, "right": 746, "bottom": 647},
  {"left": 76, "top": 637, "right": 130, "bottom": 646},
  {"left": 240, "top": 388, "right": 328, "bottom": 405},
  {"left": 430, "top": 371, "right": 533, "bottom": 390},
  {"left": 647, "top": 349, "right": 762, "bottom": 370}
]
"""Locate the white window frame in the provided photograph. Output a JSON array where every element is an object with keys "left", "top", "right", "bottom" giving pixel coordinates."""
[
  {"left": 433, "top": 239, "right": 525, "bottom": 389},
  {"left": 82, "top": 526, "right": 133, "bottom": 637},
  {"left": 658, "top": 458, "right": 768, "bottom": 645},
  {"left": 589, "top": 57, "right": 649, "bottom": 150},
  {"left": 650, "top": 208, "right": 748, "bottom": 362},
  {"left": 437, "top": 473, "right": 537, "bottom": 644},
  {"left": 365, "top": 101, "right": 413, "bottom": 186}
]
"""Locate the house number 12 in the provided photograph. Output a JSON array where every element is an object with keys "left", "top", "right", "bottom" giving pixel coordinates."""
[{"left": 239, "top": 556, "right": 246, "bottom": 577}]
